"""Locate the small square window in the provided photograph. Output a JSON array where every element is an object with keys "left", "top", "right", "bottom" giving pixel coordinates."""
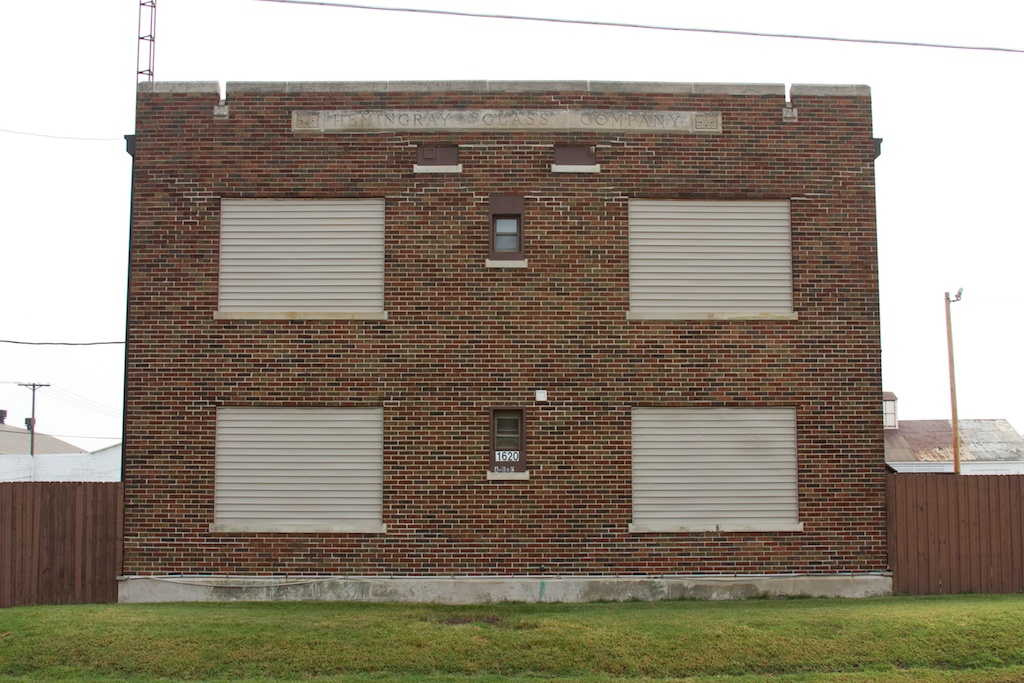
[
  {"left": 489, "top": 195, "right": 525, "bottom": 260},
  {"left": 490, "top": 408, "right": 526, "bottom": 475},
  {"left": 417, "top": 146, "right": 459, "bottom": 166},
  {"left": 414, "top": 145, "right": 462, "bottom": 173},
  {"left": 552, "top": 145, "right": 600, "bottom": 173},
  {"left": 554, "top": 145, "right": 596, "bottom": 165}
]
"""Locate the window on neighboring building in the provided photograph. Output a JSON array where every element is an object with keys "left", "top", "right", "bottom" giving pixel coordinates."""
[
  {"left": 216, "top": 198, "right": 386, "bottom": 319},
  {"left": 490, "top": 408, "right": 527, "bottom": 476},
  {"left": 883, "top": 394, "right": 898, "bottom": 429},
  {"left": 629, "top": 406, "right": 802, "bottom": 533},
  {"left": 627, "top": 200, "right": 796, "bottom": 320},
  {"left": 488, "top": 195, "right": 525, "bottom": 262},
  {"left": 211, "top": 407, "right": 385, "bottom": 533}
]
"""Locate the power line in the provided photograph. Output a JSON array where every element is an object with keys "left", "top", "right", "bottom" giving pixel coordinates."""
[
  {"left": 46, "top": 388, "right": 121, "bottom": 419},
  {"left": 0, "top": 339, "right": 125, "bottom": 346},
  {"left": 0, "top": 382, "right": 120, "bottom": 412},
  {"left": 48, "top": 433, "right": 122, "bottom": 442},
  {"left": 0, "top": 127, "right": 123, "bottom": 142},
  {"left": 252, "top": 0, "right": 1024, "bottom": 55},
  {"left": 48, "top": 386, "right": 119, "bottom": 412}
]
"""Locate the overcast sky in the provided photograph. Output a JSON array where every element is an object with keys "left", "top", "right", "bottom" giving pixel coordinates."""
[{"left": 1, "top": 0, "right": 1022, "bottom": 450}]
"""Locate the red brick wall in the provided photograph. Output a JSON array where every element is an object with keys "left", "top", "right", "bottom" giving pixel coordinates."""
[{"left": 123, "top": 83, "right": 884, "bottom": 575}]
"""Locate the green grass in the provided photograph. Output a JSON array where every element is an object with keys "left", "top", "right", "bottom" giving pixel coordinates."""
[{"left": 3, "top": 595, "right": 1024, "bottom": 682}]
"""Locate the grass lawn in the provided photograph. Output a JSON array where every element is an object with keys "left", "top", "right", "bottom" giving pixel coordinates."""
[{"left": 2, "top": 595, "right": 1024, "bottom": 682}]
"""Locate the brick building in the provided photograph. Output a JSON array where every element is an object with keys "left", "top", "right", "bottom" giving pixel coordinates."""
[{"left": 120, "top": 81, "right": 888, "bottom": 601}]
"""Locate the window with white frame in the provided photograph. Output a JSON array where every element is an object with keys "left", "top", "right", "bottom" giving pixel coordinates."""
[
  {"left": 212, "top": 407, "right": 385, "bottom": 533},
  {"left": 883, "top": 394, "right": 898, "bottom": 429},
  {"left": 630, "top": 406, "right": 802, "bottom": 533},
  {"left": 216, "top": 199, "right": 386, "bottom": 319},
  {"left": 627, "top": 200, "right": 795, "bottom": 320}
]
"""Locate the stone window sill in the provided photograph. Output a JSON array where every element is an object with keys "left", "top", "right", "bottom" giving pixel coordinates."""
[
  {"left": 551, "top": 164, "right": 600, "bottom": 173},
  {"left": 487, "top": 471, "right": 530, "bottom": 481},
  {"left": 414, "top": 164, "right": 463, "bottom": 173},
  {"left": 485, "top": 259, "right": 528, "bottom": 269}
]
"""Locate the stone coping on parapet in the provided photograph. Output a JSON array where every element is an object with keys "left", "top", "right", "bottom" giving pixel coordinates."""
[{"left": 136, "top": 81, "right": 871, "bottom": 98}]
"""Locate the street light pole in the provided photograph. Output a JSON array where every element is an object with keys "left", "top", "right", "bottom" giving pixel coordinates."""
[{"left": 944, "top": 289, "right": 962, "bottom": 475}]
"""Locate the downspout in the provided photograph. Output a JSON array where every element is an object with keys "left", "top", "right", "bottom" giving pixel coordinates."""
[{"left": 121, "top": 131, "right": 136, "bottom": 583}]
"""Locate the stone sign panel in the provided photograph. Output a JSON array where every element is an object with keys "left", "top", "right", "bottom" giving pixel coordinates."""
[{"left": 293, "top": 109, "right": 721, "bottom": 134}]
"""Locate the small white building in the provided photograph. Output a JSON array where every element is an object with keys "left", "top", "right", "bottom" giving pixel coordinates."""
[
  {"left": 0, "top": 419, "right": 121, "bottom": 482},
  {"left": 0, "top": 444, "right": 122, "bottom": 482}
]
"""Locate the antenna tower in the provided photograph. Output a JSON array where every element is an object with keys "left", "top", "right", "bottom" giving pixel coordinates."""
[{"left": 138, "top": 1, "right": 156, "bottom": 82}]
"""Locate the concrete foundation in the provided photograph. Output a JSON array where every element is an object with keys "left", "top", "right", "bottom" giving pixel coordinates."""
[{"left": 119, "top": 573, "right": 892, "bottom": 604}]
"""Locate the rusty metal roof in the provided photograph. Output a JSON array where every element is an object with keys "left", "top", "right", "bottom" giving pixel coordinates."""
[
  {"left": 885, "top": 419, "right": 1024, "bottom": 463},
  {"left": 0, "top": 423, "right": 86, "bottom": 455}
]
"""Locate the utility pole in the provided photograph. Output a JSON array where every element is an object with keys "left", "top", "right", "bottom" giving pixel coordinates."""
[
  {"left": 18, "top": 382, "right": 50, "bottom": 456},
  {"left": 944, "top": 289, "right": 963, "bottom": 474}
]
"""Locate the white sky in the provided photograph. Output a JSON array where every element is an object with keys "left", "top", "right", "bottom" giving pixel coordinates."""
[{"left": 1, "top": 0, "right": 1022, "bottom": 450}]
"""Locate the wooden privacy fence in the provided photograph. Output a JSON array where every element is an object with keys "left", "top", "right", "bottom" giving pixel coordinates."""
[
  {"left": 5, "top": 475, "right": 1023, "bottom": 603},
  {"left": 888, "top": 473, "right": 1024, "bottom": 595},
  {"left": 0, "top": 482, "right": 122, "bottom": 608}
]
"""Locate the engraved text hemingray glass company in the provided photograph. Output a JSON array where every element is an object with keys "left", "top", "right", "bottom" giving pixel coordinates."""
[{"left": 295, "top": 109, "right": 720, "bottom": 134}]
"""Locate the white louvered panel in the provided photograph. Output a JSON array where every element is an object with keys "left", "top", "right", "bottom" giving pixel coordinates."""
[
  {"left": 631, "top": 407, "right": 799, "bottom": 530},
  {"left": 214, "top": 407, "right": 383, "bottom": 529},
  {"left": 628, "top": 200, "right": 792, "bottom": 316},
  {"left": 219, "top": 199, "right": 385, "bottom": 313}
]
